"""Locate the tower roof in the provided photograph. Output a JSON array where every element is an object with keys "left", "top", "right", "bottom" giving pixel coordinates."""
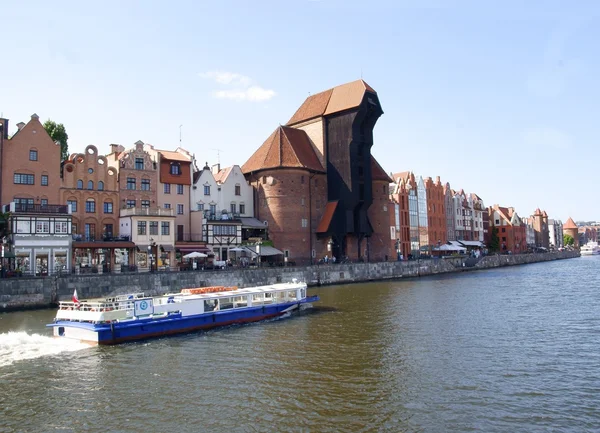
[
  {"left": 563, "top": 217, "right": 577, "bottom": 229},
  {"left": 287, "top": 79, "right": 377, "bottom": 126},
  {"left": 241, "top": 126, "right": 325, "bottom": 174}
]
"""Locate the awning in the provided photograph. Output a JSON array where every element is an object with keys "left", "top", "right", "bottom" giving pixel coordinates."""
[
  {"left": 240, "top": 217, "right": 268, "bottom": 229},
  {"left": 160, "top": 244, "right": 174, "bottom": 252},
  {"left": 1, "top": 251, "right": 16, "bottom": 258},
  {"left": 136, "top": 244, "right": 149, "bottom": 250},
  {"left": 458, "top": 240, "right": 485, "bottom": 247},
  {"left": 434, "top": 243, "right": 466, "bottom": 251},
  {"left": 242, "top": 246, "right": 284, "bottom": 256},
  {"left": 316, "top": 201, "right": 338, "bottom": 234},
  {"left": 74, "top": 241, "right": 136, "bottom": 249},
  {"left": 177, "top": 246, "right": 213, "bottom": 254}
]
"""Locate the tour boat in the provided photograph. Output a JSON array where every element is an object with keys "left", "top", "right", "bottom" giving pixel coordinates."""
[
  {"left": 580, "top": 242, "right": 600, "bottom": 256},
  {"left": 47, "top": 280, "right": 318, "bottom": 345}
]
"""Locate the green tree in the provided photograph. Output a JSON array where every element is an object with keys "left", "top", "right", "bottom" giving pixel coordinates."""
[
  {"left": 564, "top": 233, "right": 575, "bottom": 247},
  {"left": 489, "top": 226, "right": 500, "bottom": 252},
  {"left": 43, "top": 120, "right": 69, "bottom": 162}
]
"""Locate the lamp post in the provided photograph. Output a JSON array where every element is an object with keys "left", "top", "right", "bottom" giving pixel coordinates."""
[
  {"left": 147, "top": 244, "right": 152, "bottom": 272},
  {"left": 256, "top": 239, "right": 262, "bottom": 268}
]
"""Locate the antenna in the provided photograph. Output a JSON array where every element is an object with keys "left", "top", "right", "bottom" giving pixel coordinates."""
[
  {"left": 211, "top": 148, "right": 223, "bottom": 165},
  {"left": 179, "top": 125, "right": 183, "bottom": 144}
]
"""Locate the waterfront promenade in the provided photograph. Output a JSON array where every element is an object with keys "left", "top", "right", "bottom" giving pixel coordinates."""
[{"left": 0, "top": 250, "right": 578, "bottom": 312}]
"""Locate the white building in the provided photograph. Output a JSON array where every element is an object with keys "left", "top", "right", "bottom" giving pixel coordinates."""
[
  {"left": 548, "top": 219, "right": 563, "bottom": 249},
  {"left": 191, "top": 163, "right": 261, "bottom": 261}
]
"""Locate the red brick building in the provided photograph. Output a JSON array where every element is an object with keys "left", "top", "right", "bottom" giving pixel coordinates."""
[
  {"left": 242, "top": 80, "right": 392, "bottom": 263},
  {"left": 425, "top": 176, "right": 446, "bottom": 247},
  {"left": 389, "top": 173, "right": 411, "bottom": 259},
  {"left": 489, "top": 205, "right": 527, "bottom": 253},
  {"left": 562, "top": 217, "right": 579, "bottom": 247}
]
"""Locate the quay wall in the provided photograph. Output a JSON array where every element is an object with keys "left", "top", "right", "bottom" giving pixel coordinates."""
[{"left": 0, "top": 251, "right": 579, "bottom": 312}]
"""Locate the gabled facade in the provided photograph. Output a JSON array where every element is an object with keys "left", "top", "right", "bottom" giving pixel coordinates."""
[
  {"left": 468, "top": 193, "right": 485, "bottom": 242},
  {"left": 393, "top": 172, "right": 419, "bottom": 257},
  {"left": 416, "top": 176, "right": 429, "bottom": 254},
  {"left": 425, "top": 176, "right": 446, "bottom": 248},
  {"left": 389, "top": 174, "right": 410, "bottom": 260},
  {"left": 444, "top": 183, "right": 455, "bottom": 241},
  {"left": 530, "top": 208, "right": 549, "bottom": 248},
  {"left": 0, "top": 114, "right": 62, "bottom": 207},
  {"left": 116, "top": 141, "right": 159, "bottom": 211},
  {"left": 548, "top": 219, "right": 563, "bottom": 249},
  {"left": 489, "top": 205, "right": 527, "bottom": 254}
]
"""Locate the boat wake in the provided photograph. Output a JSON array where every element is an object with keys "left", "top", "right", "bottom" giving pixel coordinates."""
[{"left": 0, "top": 332, "right": 90, "bottom": 368}]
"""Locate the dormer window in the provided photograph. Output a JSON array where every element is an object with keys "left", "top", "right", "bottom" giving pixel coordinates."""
[{"left": 170, "top": 163, "right": 181, "bottom": 175}]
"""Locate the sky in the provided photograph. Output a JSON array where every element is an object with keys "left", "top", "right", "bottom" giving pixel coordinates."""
[{"left": 1, "top": 0, "right": 598, "bottom": 222}]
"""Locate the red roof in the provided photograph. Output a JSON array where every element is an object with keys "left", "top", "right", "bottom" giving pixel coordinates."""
[
  {"left": 371, "top": 156, "right": 392, "bottom": 182},
  {"left": 563, "top": 217, "right": 577, "bottom": 229},
  {"left": 316, "top": 201, "right": 338, "bottom": 234}
]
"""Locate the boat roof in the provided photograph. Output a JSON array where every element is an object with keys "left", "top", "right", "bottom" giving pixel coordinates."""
[{"left": 176, "top": 283, "right": 304, "bottom": 300}]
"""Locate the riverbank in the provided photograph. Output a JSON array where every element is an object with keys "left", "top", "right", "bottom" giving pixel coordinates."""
[{"left": 0, "top": 250, "right": 579, "bottom": 312}]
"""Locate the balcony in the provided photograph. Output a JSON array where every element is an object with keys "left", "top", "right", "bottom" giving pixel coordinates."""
[
  {"left": 73, "top": 234, "right": 130, "bottom": 242},
  {"left": 119, "top": 207, "right": 175, "bottom": 217},
  {"left": 9, "top": 203, "right": 69, "bottom": 214},
  {"left": 176, "top": 233, "right": 205, "bottom": 242}
]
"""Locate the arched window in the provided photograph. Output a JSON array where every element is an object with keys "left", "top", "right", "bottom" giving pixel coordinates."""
[
  {"left": 77, "top": 179, "right": 83, "bottom": 189},
  {"left": 87, "top": 180, "right": 94, "bottom": 190},
  {"left": 98, "top": 181, "right": 104, "bottom": 191}
]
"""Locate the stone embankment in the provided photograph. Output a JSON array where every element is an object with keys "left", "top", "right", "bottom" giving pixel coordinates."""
[{"left": 0, "top": 250, "right": 579, "bottom": 312}]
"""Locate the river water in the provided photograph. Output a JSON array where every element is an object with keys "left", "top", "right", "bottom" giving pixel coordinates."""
[{"left": 1, "top": 257, "right": 598, "bottom": 433}]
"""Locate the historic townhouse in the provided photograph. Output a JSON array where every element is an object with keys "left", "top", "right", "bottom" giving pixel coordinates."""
[
  {"left": 0, "top": 114, "right": 61, "bottom": 207},
  {"left": 190, "top": 163, "right": 258, "bottom": 261},
  {"left": 424, "top": 176, "right": 446, "bottom": 249},
  {"left": 547, "top": 219, "right": 563, "bottom": 249},
  {"left": 389, "top": 174, "right": 410, "bottom": 260},
  {"left": 443, "top": 183, "right": 456, "bottom": 241},
  {"left": 468, "top": 193, "right": 485, "bottom": 242},
  {"left": 416, "top": 176, "right": 429, "bottom": 254},
  {"left": 61, "top": 145, "right": 133, "bottom": 271},
  {"left": 530, "top": 208, "right": 550, "bottom": 249},
  {"left": 452, "top": 190, "right": 470, "bottom": 241},
  {"left": 393, "top": 172, "right": 419, "bottom": 257},
  {"left": 489, "top": 205, "right": 527, "bottom": 253},
  {"left": 243, "top": 80, "right": 391, "bottom": 263}
]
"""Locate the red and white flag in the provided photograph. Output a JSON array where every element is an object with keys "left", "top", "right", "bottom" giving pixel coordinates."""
[{"left": 72, "top": 289, "right": 80, "bottom": 303}]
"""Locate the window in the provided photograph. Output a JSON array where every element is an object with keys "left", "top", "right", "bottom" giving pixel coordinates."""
[
  {"left": 301, "top": 176, "right": 305, "bottom": 184},
  {"left": 85, "top": 199, "right": 95, "bottom": 213},
  {"left": 164, "top": 203, "right": 171, "bottom": 209},
  {"left": 135, "top": 158, "right": 144, "bottom": 170},
  {"left": 141, "top": 200, "right": 150, "bottom": 209},
  {"left": 72, "top": 224, "right": 78, "bottom": 234},
  {"left": 177, "top": 204, "right": 184, "bottom": 215},
  {"left": 235, "top": 184, "right": 241, "bottom": 195},
  {"left": 87, "top": 180, "right": 94, "bottom": 190},
  {"left": 495, "top": 219, "right": 500, "bottom": 225},
  {"left": 67, "top": 200, "right": 77, "bottom": 212},
  {"left": 103, "top": 224, "right": 113, "bottom": 238},
  {"left": 15, "top": 198, "right": 34, "bottom": 206},
  {"left": 88, "top": 168, "right": 94, "bottom": 174},
  {"left": 127, "top": 177, "right": 136, "bottom": 190},
  {"left": 170, "top": 163, "right": 181, "bottom": 175},
  {"left": 85, "top": 223, "right": 95, "bottom": 241},
  {"left": 36, "top": 220, "right": 49, "bottom": 233},
  {"left": 55, "top": 221, "right": 68, "bottom": 234},
  {"left": 213, "top": 225, "right": 236, "bottom": 235},
  {"left": 77, "top": 179, "right": 83, "bottom": 189},
  {"left": 13, "top": 173, "right": 35, "bottom": 185},
  {"left": 41, "top": 175, "right": 49, "bottom": 186},
  {"left": 501, "top": 227, "right": 506, "bottom": 233},
  {"left": 29, "top": 150, "right": 38, "bottom": 161},
  {"left": 141, "top": 179, "right": 150, "bottom": 191},
  {"left": 150, "top": 221, "right": 158, "bottom": 235},
  {"left": 98, "top": 181, "right": 104, "bottom": 191},
  {"left": 161, "top": 221, "right": 170, "bottom": 235},
  {"left": 137, "top": 221, "right": 147, "bottom": 235},
  {"left": 197, "top": 203, "right": 204, "bottom": 211},
  {"left": 239, "top": 204, "right": 245, "bottom": 215},
  {"left": 210, "top": 204, "right": 216, "bottom": 214},
  {"left": 126, "top": 200, "right": 136, "bottom": 208},
  {"left": 104, "top": 202, "right": 113, "bottom": 214},
  {"left": 301, "top": 218, "right": 308, "bottom": 228},
  {"left": 230, "top": 203, "right": 236, "bottom": 214},
  {"left": 164, "top": 183, "right": 171, "bottom": 194},
  {"left": 177, "top": 184, "right": 184, "bottom": 195},
  {"left": 204, "top": 185, "right": 210, "bottom": 195},
  {"left": 41, "top": 199, "right": 48, "bottom": 207}
]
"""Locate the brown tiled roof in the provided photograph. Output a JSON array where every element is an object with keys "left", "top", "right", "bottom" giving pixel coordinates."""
[
  {"left": 214, "top": 166, "right": 233, "bottom": 184},
  {"left": 393, "top": 171, "right": 410, "bottom": 182},
  {"left": 371, "top": 156, "right": 392, "bottom": 182},
  {"left": 316, "top": 201, "right": 338, "bottom": 234},
  {"left": 159, "top": 150, "right": 191, "bottom": 162},
  {"left": 242, "top": 126, "right": 325, "bottom": 174},
  {"left": 287, "top": 79, "right": 376, "bottom": 126},
  {"left": 563, "top": 217, "right": 577, "bottom": 229}
]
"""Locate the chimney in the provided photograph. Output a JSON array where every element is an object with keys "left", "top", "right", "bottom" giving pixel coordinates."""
[
  {"left": 211, "top": 163, "right": 220, "bottom": 174},
  {"left": 16, "top": 122, "right": 25, "bottom": 131},
  {"left": 110, "top": 144, "right": 120, "bottom": 154},
  {"left": 0, "top": 118, "right": 8, "bottom": 139}
]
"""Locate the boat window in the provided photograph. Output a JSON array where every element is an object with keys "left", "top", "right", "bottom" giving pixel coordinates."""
[
  {"left": 252, "top": 294, "right": 265, "bottom": 305},
  {"left": 220, "top": 298, "right": 234, "bottom": 310},
  {"left": 264, "top": 293, "right": 274, "bottom": 303},
  {"left": 300, "top": 288, "right": 306, "bottom": 299},
  {"left": 287, "top": 290, "right": 297, "bottom": 300},
  {"left": 204, "top": 300, "right": 219, "bottom": 312},
  {"left": 275, "top": 291, "right": 286, "bottom": 303},
  {"left": 233, "top": 296, "right": 247, "bottom": 308}
]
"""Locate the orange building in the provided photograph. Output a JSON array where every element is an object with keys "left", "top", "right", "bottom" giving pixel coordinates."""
[
  {"left": 562, "top": 217, "right": 579, "bottom": 247},
  {"left": 489, "top": 205, "right": 527, "bottom": 254}
]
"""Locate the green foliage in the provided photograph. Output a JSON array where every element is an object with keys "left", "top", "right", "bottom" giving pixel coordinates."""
[
  {"left": 0, "top": 211, "right": 11, "bottom": 239},
  {"left": 43, "top": 120, "right": 69, "bottom": 161},
  {"left": 563, "top": 234, "right": 575, "bottom": 247},
  {"left": 489, "top": 226, "right": 500, "bottom": 251}
]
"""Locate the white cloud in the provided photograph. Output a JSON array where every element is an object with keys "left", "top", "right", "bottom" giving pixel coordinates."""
[
  {"left": 199, "top": 70, "right": 275, "bottom": 102},
  {"left": 213, "top": 86, "right": 276, "bottom": 102}
]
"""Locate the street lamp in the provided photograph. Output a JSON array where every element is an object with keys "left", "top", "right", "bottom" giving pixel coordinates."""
[{"left": 147, "top": 244, "right": 152, "bottom": 272}]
